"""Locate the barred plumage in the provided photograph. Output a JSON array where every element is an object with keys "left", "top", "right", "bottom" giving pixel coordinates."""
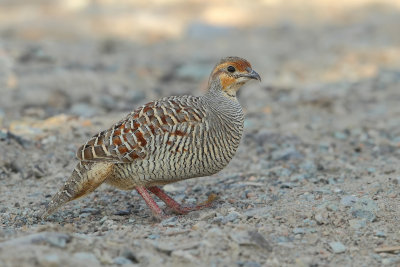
[{"left": 41, "top": 56, "right": 261, "bottom": 219}]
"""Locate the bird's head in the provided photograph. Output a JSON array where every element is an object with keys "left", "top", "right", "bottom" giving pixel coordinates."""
[{"left": 209, "top": 56, "right": 261, "bottom": 98}]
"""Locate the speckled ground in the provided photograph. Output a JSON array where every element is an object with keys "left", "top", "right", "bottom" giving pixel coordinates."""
[{"left": 1, "top": 1, "right": 400, "bottom": 266}]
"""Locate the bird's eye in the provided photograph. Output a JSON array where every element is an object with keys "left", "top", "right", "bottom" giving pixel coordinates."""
[{"left": 227, "top": 66, "right": 236, "bottom": 73}]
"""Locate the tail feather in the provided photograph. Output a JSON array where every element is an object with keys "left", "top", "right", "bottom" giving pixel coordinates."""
[{"left": 40, "top": 161, "right": 113, "bottom": 219}]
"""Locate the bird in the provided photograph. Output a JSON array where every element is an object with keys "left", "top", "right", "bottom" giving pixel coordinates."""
[{"left": 40, "top": 56, "right": 261, "bottom": 219}]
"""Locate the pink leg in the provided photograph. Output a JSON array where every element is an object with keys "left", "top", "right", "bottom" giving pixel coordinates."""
[
  {"left": 135, "top": 186, "right": 165, "bottom": 218},
  {"left": 148, "top": 186, "right": 217, "bottom": 215}
]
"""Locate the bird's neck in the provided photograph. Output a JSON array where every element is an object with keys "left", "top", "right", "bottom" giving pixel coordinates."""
[{"left": 202, "top": 82, "right": 244, "bottom": 126}]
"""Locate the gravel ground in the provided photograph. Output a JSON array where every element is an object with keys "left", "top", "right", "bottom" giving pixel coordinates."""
[{"left": 1, "top": 1, "right": 400, "bottom": 266}]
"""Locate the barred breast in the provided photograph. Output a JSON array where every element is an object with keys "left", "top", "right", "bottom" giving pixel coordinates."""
[{"left": 77, "top": 94, "right": 244, "bottom": 189}]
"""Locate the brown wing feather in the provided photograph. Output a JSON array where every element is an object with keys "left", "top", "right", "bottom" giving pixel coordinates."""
[{"left": 76, "top": 96, "right": 205, "bottom": 163}]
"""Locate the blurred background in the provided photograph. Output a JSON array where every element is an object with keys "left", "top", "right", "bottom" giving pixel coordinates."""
[
  {"left": 1, "top": 0, "right": 400, "bottom": 130},
  {"left": 1, "top": 1, "right": 400, "bottom": 266}
]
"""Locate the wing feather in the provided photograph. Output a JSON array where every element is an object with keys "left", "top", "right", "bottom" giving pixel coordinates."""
[{"left": 76, "top": 96, "right": 205, "bottom": 163}]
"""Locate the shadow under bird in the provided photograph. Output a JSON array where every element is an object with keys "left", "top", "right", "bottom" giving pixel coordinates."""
[{"left": 41, "top": 56, "right": 261, "bottom": 219}]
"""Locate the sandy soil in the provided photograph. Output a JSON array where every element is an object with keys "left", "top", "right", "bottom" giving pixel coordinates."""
[{"left": 1, "top": 1, "right": 400, "bottom": 266}]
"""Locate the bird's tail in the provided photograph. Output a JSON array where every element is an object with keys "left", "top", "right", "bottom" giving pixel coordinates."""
[{"left": 40, "top": 161, "right": 114, "bottom": 219}]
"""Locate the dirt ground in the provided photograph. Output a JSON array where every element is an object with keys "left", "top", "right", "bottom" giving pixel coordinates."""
[{"left": 1, "top": 1, "right": 400, "bottom": 266}]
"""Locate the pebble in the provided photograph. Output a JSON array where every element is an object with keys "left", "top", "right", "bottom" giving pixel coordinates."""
[
  {"left": 349, "top": 219, "right": 366, "bottom": 230},
  {"left": 237, "top": 261, "right": 261, "bottom": 267},
  {"left": 293, "top": 228, "right": 306, "bottom": 234},
  {"left": 333, "top": 131, "right": 348, "bottom": 140},
  {"left": 121, "top": 250, "right": 138, "bottom": 264},
  {"left": 171, "top": 250, "right": 197, "bottom": 262},
  {"left": 329, "top": 242, "right": 347, "bottom": 254},
  {"left": 73, "top": 252, "right": 99, "bottom": 265},
  {"left": 374, "top": 230, "right": 386, "bottom": 238},
  {"left": 41, "top": 254, "right": 61, "bottom": 266},
  {"left": 80, "top": 208, "right": 99, "bottom": 214},
  {"left": 0, "top": 108, "right": 4, "bottom": 126},
  {"left": 351, "top": 210, "right": 376, "bottom": 222},
  {"left": 147, "top": 234, "right": 160, "bottom": 240},
  {"left": 314, "top": 213, "right": 328, "bottom": 225},
  {"left": 350, "top": 197, "right": 378, "bottom": 222},
  {"left": 243, "top": 207, "right": 270, "bottom": 218},
  {"left": 222, "top": 211, "right": 241, "bottom": 223},
  {"left": 300, "top": 161, "right": 317, "bottom": 172},
  {"left": 341, "top": 195, "right": 358, "bottom": 207},
  {"left": 161, "top": 216, "right": 178, "bottom": 227},
  {"left": 280, "top": 182, "right": 295, "bottom": 189},
  {"left": 230, "top": 231, "right": 272, "bottom": 251},
  {"left": 0, "top": 129, "right": 7, "bottom": 140},
  {"left": 382, "top": 258, "right": 399, "bottom": 265},
  {"left": 114, "top": 209, "right": 130, "bottom": 216},
  {"left": 113, "top": 256, "right": 133, "bottom": 265},
  {"left": 0, "top": 232, "right": 71, "bottom": 248},
  {"left": 271, "top": 147, "right": 303, "bottom": 161},
  {"left": 290, "top": 174, "right": 307, "bottom": 182}
]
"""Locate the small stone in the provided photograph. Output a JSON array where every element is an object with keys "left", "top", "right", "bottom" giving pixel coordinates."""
[
  {"left": 222, "top": 211, "right": 241, "bottom": 223},
  {"left": 230, "top": 231, "right": 272, "bottom": 251},
  {"left": 351, "top": 209, "right": 376, "bottom": 222},
  {"left": 163, "top": 184, "right": 185, "bottom": 193},
  {"left": 314, "top": 213, "right": 328, "bottom": 225},
  {"left": 0, "top": 129, "right": 7, "bottom": 140},
  {"left": 41, "top": 254, "right": 61, "bottom": 266},
  {"left": 114, "top": 209, "right": 130, "bottom": 216},
  {"left": 171, "top": 249, "right": 198, "bottom": 262},
  {"left": 349, "top": 219, "right": 366, "bottom": 230},
  {"left": 113, "top": 257, "right": 132, "bottom": 265},
  {"left": 0, "top": 232, "right": 71, "bottom": 249},
  {"left": 147, "top": 234, "right": 160, "bottom": 240},
  {"left": 121, "top": 250, "right": 138, "bottom": 264},
  {"left": 100, "top": 216, "right": 108, "bottom": 223},
  {"left": 161, "top": 216, "right": 178, "bottom": 226},
  {"left": 80, "top": 208, "right": 99, "bottom": 214},
  {"left": 243, "top": 207, "right": 270, "bottom": 218},
  {"left": 333, "top": 188, "right": 343, "bottom": 194},
  {"left": 73, "top": 252, "right": 99, "bottom": 265},
  {"left": 280, "top": 182, "right": 295, "bottom": 189},
  {"left": 326, "top": 203, "right": 338, "bottom": 211},
  {"left": 329, "top": 241, "right": 346, "bottom": 254},
  {"left": 374, "top": 230, "right": 386, "bottom": 238},
  {"left": 382, "top": 258, "right": 398, "bottom": 265},
  {"left": 354, "top": 197, "right": 379, "bottom": 212},
  {"left": 271, "top": 147, "right": 303, "bottom": 161},
  {"left": 341, "top": 195, "right": 358, "bottom": 207},
  {"left": 293, "top": 228, "right": 306, "bottom": 234},
  {"left": 236, "top": 261, "right": 261, "bottom": 267},
  {"left": 0, "top": 108, "right": 4, "bottom": 126},
  {"left": 300, "top": 161, "right": 317, "bottom": 172},
  {"left": 333, "top": 131, "right": 347, "bottom": 140}
]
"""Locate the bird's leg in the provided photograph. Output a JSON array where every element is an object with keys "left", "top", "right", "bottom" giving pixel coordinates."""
[
  {"left": 135, "top": 186, "right": 165, "bottom": 219},
  {"left": 148, "top": 186, "right": 217, "bottom": 215}
]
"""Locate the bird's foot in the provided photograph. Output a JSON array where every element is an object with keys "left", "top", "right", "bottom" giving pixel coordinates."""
[
  {"left": 169, "top": 193, "right": 218, "bottom": 215},
  {"left": 148, "top": 186, "right": 218, "bottom": 215}
]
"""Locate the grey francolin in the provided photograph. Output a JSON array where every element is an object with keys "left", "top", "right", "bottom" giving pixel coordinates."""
[{"left": 41, "top": 56, "right": 261, "bottom": 219}]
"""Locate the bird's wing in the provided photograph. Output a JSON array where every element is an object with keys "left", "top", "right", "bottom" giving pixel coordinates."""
[{"left": 76, "top": 96, "right": 206, "bottom": 163}]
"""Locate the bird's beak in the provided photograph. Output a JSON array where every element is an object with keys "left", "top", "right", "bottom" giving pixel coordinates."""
[{"left": 244, "top": 67, "right": 261, "bottom": 81}]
